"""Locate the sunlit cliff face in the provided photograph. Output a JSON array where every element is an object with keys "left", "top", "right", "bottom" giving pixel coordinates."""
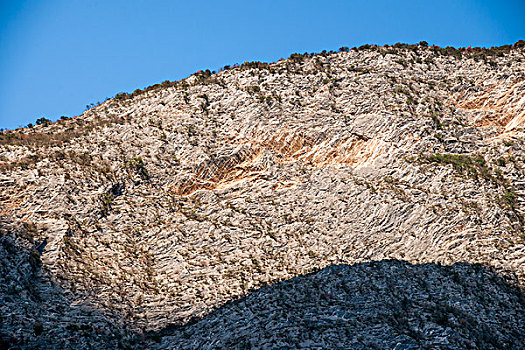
[{"left": 1, "top": 43, "right": 525, "bottom": 349}]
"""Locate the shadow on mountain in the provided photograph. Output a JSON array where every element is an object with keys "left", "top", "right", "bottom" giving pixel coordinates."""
[
  {"left": 149, "top": 260, "right": 525, "bottom": 350},
  {"left": 0, "top": 217, "right": 139, "bottom": 350},
  {"left": 2, "top": 216, "right": 525, "bottom": 349}
]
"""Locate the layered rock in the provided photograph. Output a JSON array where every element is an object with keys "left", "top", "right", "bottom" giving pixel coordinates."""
[{"left": 1, "top": 43, "right": 525, "bottom": 348}]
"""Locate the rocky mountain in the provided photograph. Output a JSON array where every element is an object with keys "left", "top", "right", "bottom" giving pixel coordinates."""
[{"left": 1, "top": 42, "right": 525, "bottom": 349}]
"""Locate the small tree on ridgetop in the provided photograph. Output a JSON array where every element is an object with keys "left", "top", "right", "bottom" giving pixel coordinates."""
[{"left": 35, "top": 117, "right": 51, "bottom": 126}]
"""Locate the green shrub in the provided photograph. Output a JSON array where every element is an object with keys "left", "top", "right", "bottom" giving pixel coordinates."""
[
  {"left": 416, "top": 153, "right": 508, "bottom": 187},
  {"left": 514, "top": 40, "right": 525, "bottom": 49},
  {"left": 115, "top": 92, "right": 130, "bottom": 100},
  {"left": 502, "top": 190, "right": 518, "bottom": 207},
  {"left": 395, "top": 59, "right": 407, "bottom": 67},
  {"left": 127, "top": 157, "right": 149, "bottom": 180},
  {"left": 248, "top": 86, "right": 261, "bottom": 94},
  {"left": 35, "top": 117, "right": 51, "bottom": 126}
]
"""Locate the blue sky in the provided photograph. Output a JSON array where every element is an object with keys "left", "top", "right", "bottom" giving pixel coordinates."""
[{"left": 1, "top": 0, "right": 524, "bottom": 130}]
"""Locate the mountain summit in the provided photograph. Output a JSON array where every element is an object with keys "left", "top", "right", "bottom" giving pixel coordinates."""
[{"left": 1, "top": 42, "right": 525, "bottom": 349}]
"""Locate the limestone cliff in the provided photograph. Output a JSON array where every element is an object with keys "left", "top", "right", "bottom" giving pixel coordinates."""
[{"left": 1, "top": 42, "right": 525, "bottom": 349}]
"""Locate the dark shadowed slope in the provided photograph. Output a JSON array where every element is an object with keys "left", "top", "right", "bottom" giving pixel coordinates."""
[
  {"left": 149, "top": 260, "right": 525, "bottom": 350},
  {"left": 1, "top": 220, "right": 525, "bottom": 350},
  {"left": 0, "top": 217, "right": 138, "bottom": 350}
]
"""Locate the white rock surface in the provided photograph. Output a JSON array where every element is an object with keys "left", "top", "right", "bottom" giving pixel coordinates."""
[{"left": 1, "top": 43, "right": 525, "bottom": 348}]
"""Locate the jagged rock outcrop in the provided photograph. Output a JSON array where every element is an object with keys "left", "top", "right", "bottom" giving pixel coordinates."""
[{"left": 1, "top": 42, "right": 525, "bottom": 348}]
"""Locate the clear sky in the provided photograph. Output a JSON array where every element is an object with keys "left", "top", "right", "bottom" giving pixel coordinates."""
[{"left": 0, "top": 0, "right": 524, "bottom": 129}]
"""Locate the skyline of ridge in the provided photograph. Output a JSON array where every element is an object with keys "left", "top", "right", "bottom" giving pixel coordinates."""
[{"left": 1, "top": 0, "right": 524, "bottom": 129}]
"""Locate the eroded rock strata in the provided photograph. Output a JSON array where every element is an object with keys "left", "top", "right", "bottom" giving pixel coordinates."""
[{"left": 1, "top": 42, "right": 525, "bottom": 349}]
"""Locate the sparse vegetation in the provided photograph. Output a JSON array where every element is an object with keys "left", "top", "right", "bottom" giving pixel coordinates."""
[
  {"left": 415, "top": 152, "right": 523, "bottom": 230},
  {"left": 417, "top": 153, "right": 493, "bottom": 182},
  {"left": 126, "top": 157, "right": 149, "bottom": 180},
  {"left": 36, "top": 117, "right": 51, "bottom": 126},
  {"left": 1, "top": 39, "right": 525, "bottom": 350}
]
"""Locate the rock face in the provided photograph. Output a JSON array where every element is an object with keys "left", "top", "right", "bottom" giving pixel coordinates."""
[
  {"left": 1, "top": 43, "right": 525, "bottom": 348},
  {"left": 152, "top": 261, "right": 525, "bottom": 350}
]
